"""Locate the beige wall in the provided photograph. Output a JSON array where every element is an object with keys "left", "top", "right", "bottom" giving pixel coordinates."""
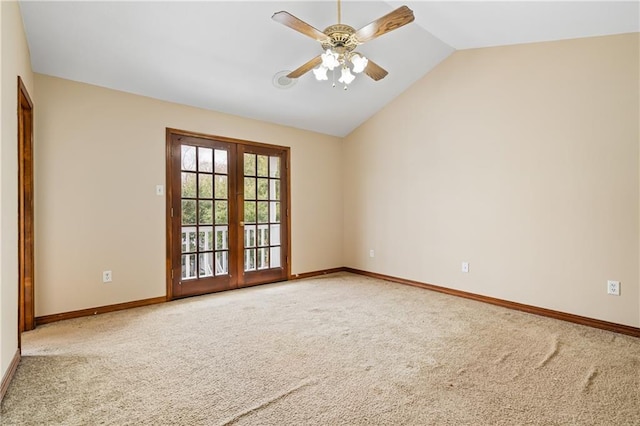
[
  {"left": 1, "top": 1, "right": 34, "bottom": 382},
  {"left": 343, "top": 33, "right": 640, "bottom": 327},
  {"left": 34, "top": 74, "right": 343, "bottom": 317}
]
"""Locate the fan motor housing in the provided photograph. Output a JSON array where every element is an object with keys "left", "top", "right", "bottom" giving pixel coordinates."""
[{"left": 322, "top": 24, "right": 358, "bottom": 54}]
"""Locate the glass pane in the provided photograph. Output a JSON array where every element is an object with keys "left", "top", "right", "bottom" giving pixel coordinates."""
[
  {"left": 215, "top": 225, "right": 228, "bottom": 250},
  {"left": 181, "top": 145, "right": 196, "bottom": 171},
  {"left": 257, "top": 155, "right": 268, "bottom": 177},
  {"left": 215, "top": 201, "right": 228, "bottom": 224},
  {"left": 269, "top": 156, "right": 280, "bottom": 178},
  {"left": 244, "top": 178, "right": 256, "bottom": 200},
  {"left": 257, "top": 247, "right": 269, "bottom": 270},
  {"left": 215, "top": 251, "right": 229, "bottom": 276},
  {"left": 269, "top": 179, "right": 280, "bottom": 201},
  {"left": 198, "top": 226, "right": 213, "bottom": 251},
  {"left": 270, "top": 224, "right": 281, "bottom": 246},
  {"left": 257, "top": 202, "right": 269, "bottom": 223},
  {"left": 257, "top": 179, "right": 268, "bottom": 200},
  {"left": 214, "top": 149, "right": 228, "bottom": 174},
  {"left": 269, "top": 202, "right": 280, "bottom": 223},
  {"left": 199, "top": 252, "right": 214, "bottom": 278},
  {"left": 198, "top": 147, "right": 213, "bottom": 172},
  {"left": 270, "top": 246, "right": 281, "bottom": 268},
  {"left": 257, "top": 224, "right": 269, "bottom": 247},
  {"left": 214, "top": 175, "right": 228, "bottom": 199},
  {"left": 181, "top": 200, "right": 196, "bottom": 225},
  {"left": 181, "top": 254, "right": 197, "bottom": 280},
  {"left": 181, "top": 227, "right": 197, "bottom": 253},
  {"left": 198, "top": 200, "right": 213, "bottom": 225},
  {"left": 181, "top": 172, "right": 197, "bottom": 198},
  {"left": 244, "top": 249, "right": 256, "bottom": 271},
  {"left": 244, "top": 201, "right": 256, "bottom": 223},
  {"left": 244, "top": 225, "right": 256, "bottom": 248},
  {"left": 244, "top": 153, "right": 256, "bottom": 176},
  {"left": 198, "top": 174, "right": 213, "bottom": 199}
]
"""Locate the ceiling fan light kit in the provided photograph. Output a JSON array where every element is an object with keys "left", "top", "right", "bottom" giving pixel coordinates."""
[{"left": 272, "top": 1, "right": 415, "bottom": 90}]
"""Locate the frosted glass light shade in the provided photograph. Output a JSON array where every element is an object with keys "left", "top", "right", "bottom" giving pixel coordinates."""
[
  {"left": 321, "top": 49, "right": 340, "bottom": 70},
  {"left": 338, "top": 67, "right": 355, "bottom": 85},
  {"left": 312, "top": 66, "right": 328, "bottom": 81},
  {"left": 351, "top": 54, "right": 368, "bottom": 74}
]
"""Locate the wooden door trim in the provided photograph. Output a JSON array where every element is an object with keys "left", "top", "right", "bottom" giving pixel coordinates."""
[
  {"left": 165, "top": 128, "right": 291, "bottom": 300},
  {"left": 165, "top": 129, "right": 174, "bottom": 300},
  {"left": 166, "top": 128, "right": 290, "bottom": 151},
  {"left": 285, "top": 147, "right": 292, "bottom": 281},
  {"left": 18, "top": 76, "right": 35, "bottom": 345}
]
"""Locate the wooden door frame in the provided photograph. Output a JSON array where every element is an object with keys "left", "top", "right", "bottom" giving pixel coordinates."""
[
  {"left": 165, "top": 128, "right": 292, "bottom": 300},
  {"left": 18, "top": 76, "right": 35, "bottom": 345}
]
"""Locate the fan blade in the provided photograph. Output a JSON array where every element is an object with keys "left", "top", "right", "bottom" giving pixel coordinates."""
[
  {"left": 364, "top": 59, "right": 388, "bottom": 81},
  {"left": 353, "top": 6, "right": 415, "bottom": 44},
  {"left": 287, "top": 55, "right": 323, "bottom": 79},
  {"left": 272, "top": 11, "right": 330, "bottom": 43}
]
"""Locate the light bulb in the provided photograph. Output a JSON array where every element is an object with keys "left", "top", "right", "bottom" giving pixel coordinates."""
[
  {"left": 351, "top": 54, "right": 368, "bottom": 74},
  {"left": 338, "top": 67, "right": 355, "bottom": 85},
  {"left": 312, "top": 66, "right": 328, "bottom": 81}
]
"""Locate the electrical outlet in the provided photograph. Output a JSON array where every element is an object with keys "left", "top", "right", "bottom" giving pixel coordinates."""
[
  {"left": 369, "top": 249, "right": 375, "bottom": 258},
  {"left": 462, "top": 262, "right": 469, "bottom": 273},
  {"left": 103, "top": 270, "right": 112, "bottom": 283},
  {"left": 607, "top": 280, "right": 620, "bottom": 296},
  {"left": 156, "top": 185, "right": 164, "bottom": 196}
]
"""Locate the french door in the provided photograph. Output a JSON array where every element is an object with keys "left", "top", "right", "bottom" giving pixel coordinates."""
[{"left": 166, "top": 129, "right": 290, "bottom": 299}]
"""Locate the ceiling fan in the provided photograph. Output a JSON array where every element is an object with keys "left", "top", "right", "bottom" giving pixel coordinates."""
[{"left": 272, "top": 1, "right": 415, "bottom": 88}]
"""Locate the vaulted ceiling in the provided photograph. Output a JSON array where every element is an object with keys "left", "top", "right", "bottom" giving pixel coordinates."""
[{"left": 19, "top": 1, "right": 639, "bottom": 137}]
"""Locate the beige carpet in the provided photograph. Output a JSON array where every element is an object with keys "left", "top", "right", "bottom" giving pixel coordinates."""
[{"left": 2, "top": 272, "right": 639, "bottom": 425}]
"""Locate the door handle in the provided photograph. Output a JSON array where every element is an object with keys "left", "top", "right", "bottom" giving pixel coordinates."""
[{"left": 240, "top": 221, "right": 245, "bottom": 226}]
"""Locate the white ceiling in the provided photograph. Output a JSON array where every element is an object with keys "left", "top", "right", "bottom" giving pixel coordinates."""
[{"left": 19, "top": 1, "right": 639, "bottom": 137}]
